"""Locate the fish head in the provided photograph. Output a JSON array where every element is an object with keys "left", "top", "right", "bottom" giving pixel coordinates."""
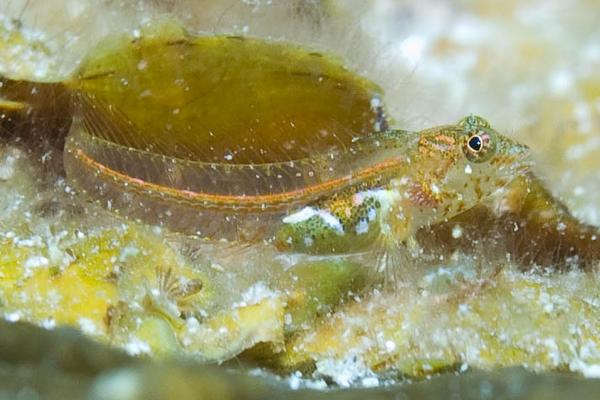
[{"left": 413, "top": 115, "right": 532, "bottom": 218}]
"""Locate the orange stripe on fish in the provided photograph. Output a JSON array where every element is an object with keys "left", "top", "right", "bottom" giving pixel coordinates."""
[{"left": 73, "top": 148, "right": 405, "bottom": 211}]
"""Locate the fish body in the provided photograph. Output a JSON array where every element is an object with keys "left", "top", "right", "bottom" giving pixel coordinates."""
[{"left": 67, "top": 113, "right": 530, "bottom": 279}]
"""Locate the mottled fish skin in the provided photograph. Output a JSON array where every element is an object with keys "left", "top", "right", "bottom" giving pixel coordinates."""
[{"left": 274, "top": 116, "right": 531, "bottom": 279}]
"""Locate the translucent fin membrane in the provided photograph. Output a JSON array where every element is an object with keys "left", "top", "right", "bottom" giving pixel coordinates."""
[
  {"left": 73, "top": 91, "right": 411, "bottom": 199},
  {"left": 74, "top": 91, "right": 332, "bottom": 197},
  {"left": 73, "top": 33, "right": 383, "bottom": 164}
]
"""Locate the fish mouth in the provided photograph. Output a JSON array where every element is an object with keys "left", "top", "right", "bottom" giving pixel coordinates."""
[
  {"left": 493, "top": 156, "right": 535, "bottom": 193},
  {"left": 507, "top": 141, "right": 534, "bottom": 173},
  {"left": 514, "top": 157, "right": 536, "bottom": 173},
  {"left": 492, "top": 147, "right": 534, "bottom": 184}
]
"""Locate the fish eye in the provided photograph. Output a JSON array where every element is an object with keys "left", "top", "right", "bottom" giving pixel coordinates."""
[
  {"left": 463, "top": 130, "right": 495, "bottom": 162},
  {"left": 467, "top": 135, "right": 482, "bottom": 152}
]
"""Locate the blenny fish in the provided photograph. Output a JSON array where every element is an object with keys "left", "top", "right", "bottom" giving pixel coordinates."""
[{"left": 66, "top": 113, "right": 530, "bottom": 283}]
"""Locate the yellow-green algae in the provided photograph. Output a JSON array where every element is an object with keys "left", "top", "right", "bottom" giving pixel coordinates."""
[{"left": 276, "top": 268, "right": 600, "bottom": 379}]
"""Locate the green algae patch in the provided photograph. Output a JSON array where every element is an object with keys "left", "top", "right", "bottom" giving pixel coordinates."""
[
  {"left": 281, "top": 259, "right": 370, "bottom": 335},
  {"left": 0, "top": 221, "right": 209, "bottom": 341}
]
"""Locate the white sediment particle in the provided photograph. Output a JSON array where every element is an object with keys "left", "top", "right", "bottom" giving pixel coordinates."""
[
  {"left": 464, "top": 164, "right": 473, "bottom": 174},
  {"left": 286, "top": 371, "right": 328, "bottom": 390},
  {"left": 573, "top": 363, "right": 600, "bottom": 378},
  {"left": 232, "top": 281, "right": 277, "bottom": 308},
  {"left": 315, "top": 356, "right": 377, "bottom": 388},
  {"left": 210, "top": 262, "right": 225, "bottom": 272},
  {"left": 23, "top": 255, "right": 49, "bottom": 269},
  {"left": 186, "top": 316, "right": 201, "bottom": 333},
  {"left": 16, "top": 235, "right": 42, "bottom": 248},
  {"left": 118, "top": 245, "right": 140, "bottom": 262},
  {"left": 384, "top": 340, "right": 396, "bottom": 352},
  {"left": 5, "top": 312, "right": 21, "bottom": 322},
  {"left": 541, "top": 338, "right": 561, "bottom": 366},
  {"left": 452, "top": 225, "right": 463, "bottom": 239},
  {"left": 181, "top": 317, "right": 202, "bottom": 345},
  {"left": 361, "top": 376, "right": 380, "bottom": 388},
  {"left": 305, "top": 379, "right": 329, "bottom": 390},
  {"left": 78, "top": 318, "right": 99, "bottom": 336},
  {"left": 218, "top": 326, "right": 228, "bottom": 335},
  {"left": 370, "top": 96, "right": 381, "bottom": 109},
  {"left": 47, "top": 239, "right": 74, "bottom": 268},
  {"left": 41, "top": 318, "right": 56, "bottom": 330},
  {"left": 288, "top": 371, "right": 302, "bottom": 390},
  {"left": 124, "top": 337, "right": 152, "bottom": 356}
]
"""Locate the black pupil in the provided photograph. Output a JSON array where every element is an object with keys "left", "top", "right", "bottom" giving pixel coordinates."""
[{"left": 468, "top": 136, "right": 482, "bottom": 152}]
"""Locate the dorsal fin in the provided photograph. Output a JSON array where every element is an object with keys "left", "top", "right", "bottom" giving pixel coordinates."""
[
  {"left": 71, "top": 91, "right": 412, "bottom": 198},
  {"left": 73, "top": 91, "right": 346, "bottom": 196}
]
